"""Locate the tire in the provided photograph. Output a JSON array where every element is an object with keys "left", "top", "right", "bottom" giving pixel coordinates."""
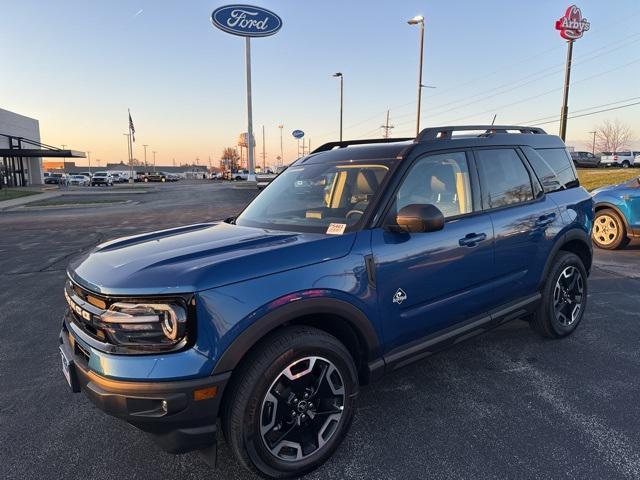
[
  {"left": 622, "top": 160, "right": 630, "bottom": 168},
  {"left": 592, "top": 208, "right": 629, "bottom": 250},
  {"left": 222, "top": 326, "right": 358, "bottom": 479},
  {"left": 144, "top": 178, "right": 149, "bottom": 183},
  {"left": 161, "top": 177, "right": 166, "bottom": 182},
  {"left": 530, "top": 251, "right": 588, "bottom": 339}
]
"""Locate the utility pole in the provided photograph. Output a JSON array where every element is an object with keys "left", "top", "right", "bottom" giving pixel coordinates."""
[
  {"left": 278, "top": 124, "right": 284, "bottom": 167},
  {"left": 152, "top": 151, "right": 157, "bottom": 171},
  {"left": 381, "top": 110, "right": 394, "bottom": 138},
  {"left": 61, "top": 144, "right": 66, "bottom": 184},
  {"left": 333, "top": 73, "right": 343, "bottom": 141},
  {"left": 589, "top": 130, "right": 597, "bottom": 154},
  {"left": 261, "top": 124, "right": 266, "bottom": 171},
  {"left": 408, "top": 15, "right": 425, "bottom": 136},
  {"left": 143, "top": 144, "right": 148, "bottom": 166}
]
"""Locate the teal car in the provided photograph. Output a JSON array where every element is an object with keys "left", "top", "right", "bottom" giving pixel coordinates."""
[{"left": 592, "top": 176, "right": 640, "bottom": 249}]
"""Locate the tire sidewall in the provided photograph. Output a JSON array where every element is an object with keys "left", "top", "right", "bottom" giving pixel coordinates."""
[
  {"left": 544, "top": 252, "right": 588, "bottom": 337},
  {"left": 241, "top": 339, "right": 358, "bottom": 478}
]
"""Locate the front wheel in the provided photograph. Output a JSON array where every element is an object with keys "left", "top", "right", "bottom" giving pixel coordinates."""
[
  {"left": 530, "top": 251, "right": 588, "bottom": 339},
  {"left": 622, "top": 160, "right": 631, "bottom": 168},
  {"left": 222, "top": 326, "right": 358, "bottom": 479},
  {"left": 593, "top": 208, "right": 629, "bottom": 250}
]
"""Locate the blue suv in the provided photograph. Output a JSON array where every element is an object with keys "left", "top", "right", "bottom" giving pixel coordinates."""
[
  {"left": 591, "top": 176, "right": 640, "bottom": 249},
  {"left": 60, "top": 125, "right": 593, "bottom": 478}
]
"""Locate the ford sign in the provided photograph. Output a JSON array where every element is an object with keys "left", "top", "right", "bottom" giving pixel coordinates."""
[
  {"left": 211, "top": 4, "right": 282, "bottom": 38},
  {"left": 292, "top": 130, "right": 304, "bottom": 139}
]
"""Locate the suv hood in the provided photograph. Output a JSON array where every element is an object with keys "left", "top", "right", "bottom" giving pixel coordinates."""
[{"left": 69, "top": 222, "right": 356, "bottom": 295}]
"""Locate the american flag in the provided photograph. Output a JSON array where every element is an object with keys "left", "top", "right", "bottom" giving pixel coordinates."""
[{"left": 128, "top": 110, "right": 135, "bottom": 142}]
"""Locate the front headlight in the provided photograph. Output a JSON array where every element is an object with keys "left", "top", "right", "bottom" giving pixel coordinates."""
[{"left": 98, "top": 301, "right": 188, "bottom": 349}]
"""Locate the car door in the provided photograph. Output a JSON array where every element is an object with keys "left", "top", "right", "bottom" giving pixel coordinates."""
[
  {"left": 473, "top": 147, "right": 560, "bottom": 307},
  {"left": 371, "top": 150, "right": 495, "bottom": 353}
]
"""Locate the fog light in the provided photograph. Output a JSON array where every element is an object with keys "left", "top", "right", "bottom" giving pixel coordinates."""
[{"left": 161, "top": 400, "right": 168, "bottom": 413}]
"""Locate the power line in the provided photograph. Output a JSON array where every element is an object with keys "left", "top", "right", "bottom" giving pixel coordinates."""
[
  {"left": 351, "top": 31, "right": 640, "bottom": 138},
  {"left": 521, "top": 96, "right": 640, "bottom": 125},
  {"left": 528, "top": 101, "right": 640, "bottom": 126}
]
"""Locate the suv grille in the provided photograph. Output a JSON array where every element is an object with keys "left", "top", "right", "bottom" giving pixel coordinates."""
[{"left": 65, "top": 280, "right": 109, "bottom": 343}]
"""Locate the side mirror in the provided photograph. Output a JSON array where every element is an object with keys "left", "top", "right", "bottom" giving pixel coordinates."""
[{"left": 395, "top": 204, "right": 445, "bottom": 233}]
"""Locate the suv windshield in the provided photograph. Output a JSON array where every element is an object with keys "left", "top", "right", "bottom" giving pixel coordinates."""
[{"left": 236, "top": 160, "right": 392, "bottom": 233}]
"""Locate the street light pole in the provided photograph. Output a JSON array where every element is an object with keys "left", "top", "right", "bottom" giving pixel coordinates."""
[
  {"left": 153, "top": 151, "right": 157, "bottom": 171},
  {"left": 87, "top": 151, "right": 92, "bottom": 175},
  {"left": 143, "top": 144, "right": 148, "bottom": 166},
  {"left": 333, "top": 73, "right": 343, "bottom": 141},
  {"left": 408, "top": 15, "right": 425, "bottom": 136}
]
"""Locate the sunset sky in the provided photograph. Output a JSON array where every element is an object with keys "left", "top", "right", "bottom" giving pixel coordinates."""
[{"left": 2, "top": 0, "right": 640, "bottom": 167}]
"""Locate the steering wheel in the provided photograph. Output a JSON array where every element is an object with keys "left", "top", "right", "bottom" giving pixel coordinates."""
[{"left": 345, "top": 209, "right": 365, "bottom": 220}]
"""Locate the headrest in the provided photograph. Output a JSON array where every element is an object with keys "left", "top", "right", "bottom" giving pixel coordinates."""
[{"left": 357, "top": 170, "right": 378, "bottom": 195}]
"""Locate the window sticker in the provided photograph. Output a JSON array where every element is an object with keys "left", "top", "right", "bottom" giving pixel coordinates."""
[{"left": 326, "top": 223, "right": 346, "bottom": 235}]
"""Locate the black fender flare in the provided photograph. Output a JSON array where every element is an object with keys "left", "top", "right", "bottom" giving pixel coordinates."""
[
  {"left": 538, "top": 228, "right": 592, "bottom": 289},
  {"left": 211, "top": 297, "right": 382, "bottom": 376}
]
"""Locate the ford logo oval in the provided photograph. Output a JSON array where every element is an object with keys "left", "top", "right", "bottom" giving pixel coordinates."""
[
  {"left": 292, "top": 130, "right": 305, "bottom": 139},
  {"left": 211, "top": 4, "right": 282, "bottom": 38}
]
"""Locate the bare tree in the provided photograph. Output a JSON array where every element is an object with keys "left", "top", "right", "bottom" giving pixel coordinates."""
[
  {"left": 221, "top": 147, "right": 240, "bottom": 170},
  {"left": 594, "top": 119, "right": 633, "bottom": 153}
]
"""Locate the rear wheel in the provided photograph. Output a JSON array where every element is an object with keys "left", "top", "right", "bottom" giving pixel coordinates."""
[
  {"left": 222, "top": 326, "right": 358, "bottom": 479},
  {"left": 592, "top": 208, "right": 629, "bottom": 250},
  {"left": 622, "top": 160, "right": 631, "bottom": 168},
  {"left": 530, "top": 251, "right": 587, "bottom": 339}
]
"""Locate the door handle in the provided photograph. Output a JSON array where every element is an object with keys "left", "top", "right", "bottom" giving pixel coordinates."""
[
  {"left": 535, "top": 213, "right": 556, "bottom": 228},
  {"left": 459, "top": 232, "right": 487, "bottom": 247}
]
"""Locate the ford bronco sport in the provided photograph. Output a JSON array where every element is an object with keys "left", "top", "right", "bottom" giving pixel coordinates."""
[{"left": 60, "top": 125, "right": 593, "bottom": 478}]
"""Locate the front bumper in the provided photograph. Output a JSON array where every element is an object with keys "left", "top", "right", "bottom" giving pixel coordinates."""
[{"left": 59, "top": 322, "right": 230, "bottom": 454}]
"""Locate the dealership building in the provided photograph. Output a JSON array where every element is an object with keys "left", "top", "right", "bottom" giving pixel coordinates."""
[{"left": 0, "top": 107, "right": 83, "bottom": 188}]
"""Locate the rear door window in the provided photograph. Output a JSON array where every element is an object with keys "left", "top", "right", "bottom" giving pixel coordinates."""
[
  {"left": 523, "top": 147, "right": 579, "bottom": 192},
  {"left": 475, "top": 148, "right": 534, "bottom": 209}
]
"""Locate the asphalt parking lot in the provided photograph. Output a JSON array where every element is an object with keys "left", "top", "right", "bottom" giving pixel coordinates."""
[{"left": 1, "top": 181, "right": 639, "bottom": 480}]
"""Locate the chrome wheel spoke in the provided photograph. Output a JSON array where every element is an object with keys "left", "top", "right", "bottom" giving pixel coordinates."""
[
  {"left": 260, "top": 356, "right": 345, "bottom": 462},
  {"left": 553, "top": 265, "right": 584, "bottom": 327}
]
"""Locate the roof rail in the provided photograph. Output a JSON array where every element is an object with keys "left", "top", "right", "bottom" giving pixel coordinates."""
[
  {"left": 416, "top": 125, "right": 547, "bottom": 142},
  {"left": 311, "top": 137, "right": 413, "bottom": 154}
]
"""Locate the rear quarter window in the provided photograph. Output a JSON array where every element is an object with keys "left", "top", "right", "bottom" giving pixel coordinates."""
[{"left": 524, "top": 147, "right": 579, "bottom": 193}]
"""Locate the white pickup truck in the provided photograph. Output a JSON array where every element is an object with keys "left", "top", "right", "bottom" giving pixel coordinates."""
[{"left": 599, "top": 151, "right": 640, "bottom": 168}]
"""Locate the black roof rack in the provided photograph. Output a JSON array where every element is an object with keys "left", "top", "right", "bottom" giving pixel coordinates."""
[
  {"left": 311, "top": 137, "right": 413, "bottom": 154},
  {"left": 416, "top": 125, "right": 546, "bottom": 142}
]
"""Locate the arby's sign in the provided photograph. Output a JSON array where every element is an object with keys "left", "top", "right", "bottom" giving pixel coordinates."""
[{"left": 555, "top": 5, "right": 590, "bottom": 40}]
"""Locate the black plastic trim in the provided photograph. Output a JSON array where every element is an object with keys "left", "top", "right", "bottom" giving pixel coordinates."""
[
  {"left": 59, "top": 329, "right": 229, "bottom": 454},
  {"left": 383, "top": 293, "right": 541, "bottom": 371},
  {"left": 211, "top": 297, "right": 382, "bottom": 376},
  {"left": 539, "top": 228, "right": 593, "bottom": 289}
]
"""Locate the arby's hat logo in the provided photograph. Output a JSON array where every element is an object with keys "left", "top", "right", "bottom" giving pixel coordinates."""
[{"left": 555, "top": 5, "right": 590, "bottom": 40}]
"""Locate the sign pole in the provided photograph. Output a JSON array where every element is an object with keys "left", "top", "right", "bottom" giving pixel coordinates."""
[
  {"left": 245, "top": 37, "right": 255, "bottom": 181},
  {"left": 559, "top": 39, "right": 574, "bottom": 141}
]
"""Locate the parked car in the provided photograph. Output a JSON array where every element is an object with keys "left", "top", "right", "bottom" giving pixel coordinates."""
[
  {"left": 229, "top": 169, "right": 249, "bottom": 181},
  {"left": 76, "top": 172, "right": 93, "bottom": 180},
  {"left": 167, "top": 173, "right": 181, "bottom": 182},
  {"left": 144, "top": 171, "right": 168, "bottom": 182},
  {"left": 599, "top": 151, "right": 637, "bottom": 168},
  {"left": 570, "top": 151, "right": 600, "bottom": 168},
  {"left": 44, "top": 173, "right": 67, "bottom": 185},
  {"left": 69, "top": 175, "right": 90, "bottom": 186},
  {"left": 91, "top": 172, "right": 113, "bottom": 186},
  {"left": 44, "top": 173, "right": 64, "bottom": 185},
  {"left": 591, "top": 176, "right": 640, "bottom": 249},
  {"left": 60, "top": 125, "right": 592, "bottom": 479}
]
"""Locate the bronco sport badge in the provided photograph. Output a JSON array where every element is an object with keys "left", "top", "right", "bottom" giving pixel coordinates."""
[{"left": 393, "top": 288, "right": 407, "bottom": 305}]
